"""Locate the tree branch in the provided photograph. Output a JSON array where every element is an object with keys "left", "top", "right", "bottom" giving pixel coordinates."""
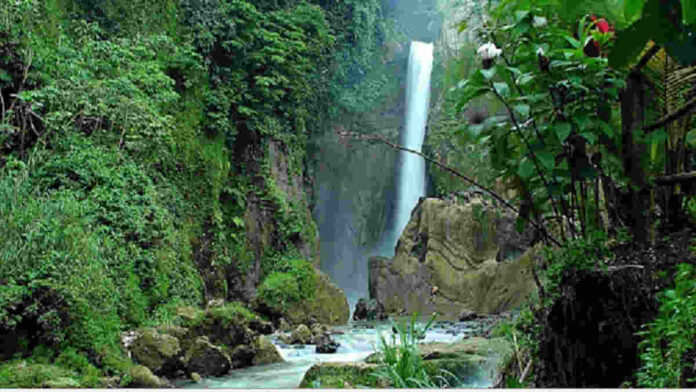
[
  {"left": 335, "top": 128, "right": 562, "bottom": 247},
  {"left": 643, "top": 95, "right": 696, "bottom": 133},
  {"left": 633, "top": 44, "right": 661, "bottom": 74},
  {"left": 654, "top": 170, "right": 696, "bottom": 185}
]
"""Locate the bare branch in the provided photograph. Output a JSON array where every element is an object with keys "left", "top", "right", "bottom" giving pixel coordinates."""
[{"left": 644, "top": 95, "right": 696, "bottom": 133}]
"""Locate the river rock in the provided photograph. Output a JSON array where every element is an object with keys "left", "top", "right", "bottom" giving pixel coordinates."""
[
  {"left": 291, "top": 324, "right": 312, "bottom": 345},
  {"left": 458, "top": 310, "right": 479, "bottom": 321},
  {"left": 315, "top": 334, "right": 340, "bottom": 354},
  {"left": 252, "top": 335, "right": 283, "bottom": 365},
  {"left": 311, "top": 323, "right": 328, "bottom": 338},
  {"left": 278, "top": 333, "right": 292, "bottom": 345},
  {"left": 128, "top": 365, "right": 167, "bottom": 388},
  {"left": 368, "top": 197, "right": 540, "bottom": 317},
  {"left": 130, "top": 328, "right": 183, "bottom": 376},
  {"left": 189, "top": 372, "right": 202, "bottom": 383},
  {"left": 353, "top": 298, "right": 386, "bottom": 321},
  {"left": 184, "top": 336, "right": 231, "bottom": 377},
  {"left": 278, "top": 318, "right": 291, "bottom": 332},
  {"left": 228, "top": 344, "right": 256, "bottom": 369}
]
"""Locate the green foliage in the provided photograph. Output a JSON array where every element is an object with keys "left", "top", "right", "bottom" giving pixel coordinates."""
[
  {"left": 372, "top": 313, "right": 456, "bottom": 388},
  {"left": 454, "top": 0, "right": 627, "bottom": 236},
  {"left": 636, "top": 263, "right": 696, "bottom": 387},
  {"left": 256, "top": 258, "right": 316, "bottom": 312},
  {"left": 609, "top": 0, "right": 696, "bottom": 68},
  {"left": 542, "top": 230, "right": 610, "bottom": 296}
]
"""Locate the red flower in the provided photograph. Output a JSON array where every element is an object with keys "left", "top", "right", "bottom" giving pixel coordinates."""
[{"left": 596, "top": 19, "right": 610, "bottom": 33}]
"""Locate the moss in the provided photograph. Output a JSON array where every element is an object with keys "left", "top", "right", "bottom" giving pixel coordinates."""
[
  {"left": 298, "top": 363, "right": 383, "bottom": 388},
  {"left": 127, "top": 365, "right": 165, "bottom": 388},
  {"left": 129, "top": 328, "right": 182, "bottom": 374}
]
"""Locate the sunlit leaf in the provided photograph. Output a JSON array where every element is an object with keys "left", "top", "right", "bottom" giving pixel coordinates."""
[
  {"left": 514, "top": 104, "right": 530, "bottom": 118},
  {"left": 518, "top": 157, "right": 535, "bottom": 179},
  {"left": 554, "top": 122, "right": 571, "bottom": 141},
  {"left": 493, "top": 82, "right": 510, "bottom": 98}
]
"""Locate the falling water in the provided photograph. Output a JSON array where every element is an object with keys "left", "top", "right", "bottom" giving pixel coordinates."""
[{"left": 379, "top": 41, "right": 434, "bottom": 256}]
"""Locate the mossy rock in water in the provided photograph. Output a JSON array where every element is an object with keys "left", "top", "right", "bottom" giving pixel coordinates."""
[
  {"left": 285, "top": 269, "right": 350, "bottom": 326},
  {"left": 127, "top": 365, "right": 167, "bottom": 388},
  {"left": 291, "top": 325, "right": 312, "bottom": 344},
  {"left": 298, "top": 362, "right": 383, "bottom": 388},
  {"left": 130, "top": 328, "right": 183, "bottom": 376},
  {"left": 252, "top": 336, "right": 283, "bottom": 365},
  {"left": 184, "top": 336, "right": 231, "bottom": 377}
]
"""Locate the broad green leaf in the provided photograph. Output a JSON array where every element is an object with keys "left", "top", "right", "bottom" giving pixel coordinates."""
[
  {"left": 609, "top": 19, "right": 651, "bottom": 68},
  {"left": 624, "top": 0, "right": 645, "bottom": 21},
  {"left": 507, "top": 66, "right": 522, "bottom": 76},
  {"left": 538, "top": 152, "right": 555, "bottom": 170},
  {"left": 580, "top": 131, "right": 597, "bottom": 145},
  {"left": 514, "top": 104, "right": 530, "bottom": 118},
  {"left": 516, "top": 73, "right": 534, "bottom": 86},
  {"left": 457, "top": 20, "right": 468, "bottom": 32},
  {"left": 564, "top": 36, "right": 581, "bottom": 48},
  {"left": 481, "top": 68, "right": 496, "bottom": 80},
  {"left": 554, "top": 122, "right": 571, "bottom": 141},
  {"left": 518, "top": 157, "right": 536, "bottom": 179},
  {"left": 493, "top": 82, "right": 510, "bottom": 98},
  {"left": 684, "top": 0, "right": 696, "bottom": 23}
]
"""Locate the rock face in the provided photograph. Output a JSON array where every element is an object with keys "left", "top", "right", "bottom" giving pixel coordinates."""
[
  {"left": 284, "top": 269, "right": 350, "bottom": 326},
  {"left": 352, "top": 298, "right": 386, "bottom": 321},
  {"left": 369, "top": 197, "right": 539, "bottom": 317}
]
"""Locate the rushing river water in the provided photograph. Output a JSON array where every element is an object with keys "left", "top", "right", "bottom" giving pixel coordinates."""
[{"left": 178, "top": 320, "right": 492, "bottom": 389}]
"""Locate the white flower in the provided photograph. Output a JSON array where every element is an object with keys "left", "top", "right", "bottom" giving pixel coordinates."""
[
  {"left": 532, "top": 16, "right": 547, "bottom": 28},
  {"left": 536, "top": 47, "right": 545, "bottom": 56},
  {"left": 477, "top": 42, "right": 502, "bottom": 60}
]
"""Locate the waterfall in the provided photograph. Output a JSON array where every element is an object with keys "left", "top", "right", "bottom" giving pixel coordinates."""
[{"left": 379, "top": 41, "right": 434, "bottom": 256}]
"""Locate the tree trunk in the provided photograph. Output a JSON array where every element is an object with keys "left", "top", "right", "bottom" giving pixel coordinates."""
[{"left": 621, "top": 71, "right": 653, "bottom": 245}]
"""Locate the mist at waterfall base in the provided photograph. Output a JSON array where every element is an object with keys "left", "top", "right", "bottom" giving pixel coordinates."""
[{"left": 314, "top": 41, "right": 434, "bottom": 310}]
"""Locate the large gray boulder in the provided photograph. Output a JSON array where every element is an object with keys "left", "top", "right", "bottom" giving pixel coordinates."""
[
  {"left": 369, "top": 197, "right": 540, "bottom": 317},
  {"left": 130, "top": 329, "right": 183, "bottom": 376},
  {"left": 184, "top": 336, "right": 231, "bottom": 377}
]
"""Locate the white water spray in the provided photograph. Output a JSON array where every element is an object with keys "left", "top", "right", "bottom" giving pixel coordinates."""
[{"left": 381, "top": 41, "right": 433, "bottom": 255}]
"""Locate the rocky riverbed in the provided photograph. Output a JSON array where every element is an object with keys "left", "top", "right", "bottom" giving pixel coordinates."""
[{"left": 176, "top": 315, "right": 511, "bottom": 388}]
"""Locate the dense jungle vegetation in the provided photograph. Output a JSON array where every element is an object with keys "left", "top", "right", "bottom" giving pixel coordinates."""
[
  {"left": 0, "top": 0, "right": 394, "bottom": 386},
  {"left": 2, "top": 0, "right": 696, "bottom": 388},
  {"left": 421, "top": 0, "right": 696, "bottom": 387}
]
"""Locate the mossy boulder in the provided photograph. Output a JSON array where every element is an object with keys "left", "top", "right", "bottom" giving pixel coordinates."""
[
  {"left": 184, "top": 336, "right": 231, "bottom": 377},
  {"left": 187, "top": 303, "right": 257, "bottom": 348},
  {"left": 252, "top": 336, "right": 283, "bottom": 365},
  {"left": 298, "top": 362, "right": 382, "bottom": 388},
  {"left": 284, "top": 269, "right": 350, "bottom": 326},
  {"left": 369, "top": 197, "right": 539, "bottom": 317},
  {"left": 130, "top": 328, "right": 183, "bottom": 376},
  {"left": 291, "top": 324, "right": 313, "bottom": 344},
  {"left": 128, "top": 365, "right": 167, "bottom": 388}
]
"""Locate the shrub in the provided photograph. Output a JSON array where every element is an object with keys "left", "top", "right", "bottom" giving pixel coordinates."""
[
  {"left": 636, "top": 263, "right": 696, "bottom": 387},
  {"left": 256, "top": 258, "right": 316, "bottom": 311}
]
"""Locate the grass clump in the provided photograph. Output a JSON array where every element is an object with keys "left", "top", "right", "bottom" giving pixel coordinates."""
[{"left": 372, "top": 313, "right": 459, "bottom": 388}]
